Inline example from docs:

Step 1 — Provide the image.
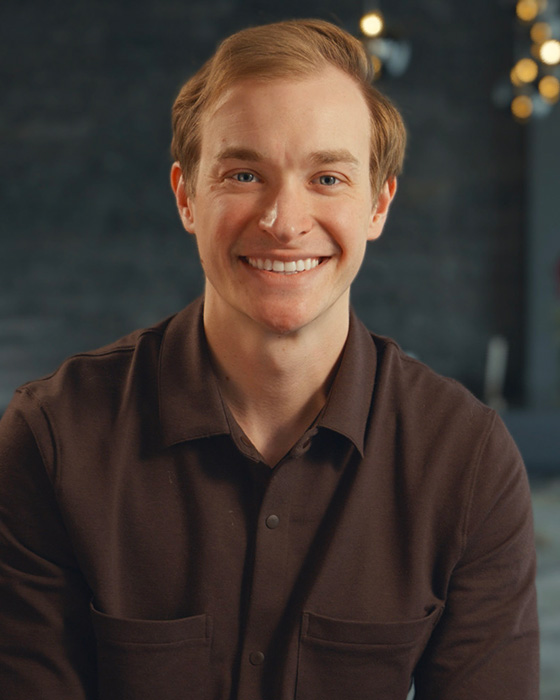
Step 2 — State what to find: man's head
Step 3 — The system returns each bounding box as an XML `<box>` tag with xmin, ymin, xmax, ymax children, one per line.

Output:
<box><xmin>171</xmin><ymin>19</ymin><xmax>406</xmax><ymax>199</ymax></box>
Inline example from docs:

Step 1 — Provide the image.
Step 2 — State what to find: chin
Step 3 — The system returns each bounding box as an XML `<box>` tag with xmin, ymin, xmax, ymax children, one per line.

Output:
<box><xmin>256</xmin><ymin>316</ymin><xmax>306</xmax><ymax>337</ymax></box>
<box><xmin>245</xmin><ymin>294</ymin><xmax>347</xmax><ymax>338</ymax></box>
<box><xmin>251</xmin><ymin>305</ymin><xmax>321</xmax><ymax>337</ymax></box>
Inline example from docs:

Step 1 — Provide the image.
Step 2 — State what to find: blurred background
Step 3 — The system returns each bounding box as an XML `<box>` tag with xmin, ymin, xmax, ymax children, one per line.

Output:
<box><xmin>1</xmin><ymin>0</ymin><xmax>559</xmax><ymax>695</ymax></box>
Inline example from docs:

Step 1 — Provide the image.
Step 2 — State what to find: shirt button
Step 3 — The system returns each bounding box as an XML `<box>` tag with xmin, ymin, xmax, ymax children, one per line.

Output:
<box><xmin>265</xmin><ymin>514</ymin><xmax>280</xmax><ymax>529</ymax></box>
<box><xmin>249</xmin><ymin>651</ymin><xmax>265</xmax><ymax>665</ymax></box>
<box><xmin>301</xmin><ymin>438</ymin><xmax>311</xmax><ymax>449</ymax></box>
<box><xmin>240</xmin><ymin>435</ymin><xmax>252</xmax><ymax>448</ymax></box>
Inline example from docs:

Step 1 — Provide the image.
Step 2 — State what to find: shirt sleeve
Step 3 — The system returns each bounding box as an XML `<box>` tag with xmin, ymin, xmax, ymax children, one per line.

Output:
<box><xmin>0</xmin><ymin>395</ymin><xmax>97</xmax><ymax>699</ymax></box>
<box><xmin>413</xmin><ymin>411</ymin><xmax>540</xmax><ymax>699</ymax></box>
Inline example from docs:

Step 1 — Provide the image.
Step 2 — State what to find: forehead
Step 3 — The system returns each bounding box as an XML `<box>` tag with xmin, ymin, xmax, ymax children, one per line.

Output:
<box><xmin>199</xmin><ymin>67</ymin><xmax>371</xmax><ymax>160</ymax></box>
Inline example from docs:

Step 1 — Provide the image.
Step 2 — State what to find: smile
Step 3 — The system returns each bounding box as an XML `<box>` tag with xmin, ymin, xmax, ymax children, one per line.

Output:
<box><xmin>245</xmin><ymin>257</ymin><xmax>321</xmax><ymax>274</ymax></box>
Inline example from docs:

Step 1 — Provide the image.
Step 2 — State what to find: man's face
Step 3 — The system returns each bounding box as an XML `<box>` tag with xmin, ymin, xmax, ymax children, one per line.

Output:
<box><xmin>172</xmin><ymin>66</ymin><xmax>395</xmax><ymax>337</ymax></box>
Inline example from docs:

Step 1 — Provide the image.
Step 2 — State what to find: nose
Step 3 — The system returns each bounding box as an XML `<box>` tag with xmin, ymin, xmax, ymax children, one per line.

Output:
<box><xmin>258</xmin><ymin>183</ymin><xmax>313</xmax><ymax>243</ymax></box>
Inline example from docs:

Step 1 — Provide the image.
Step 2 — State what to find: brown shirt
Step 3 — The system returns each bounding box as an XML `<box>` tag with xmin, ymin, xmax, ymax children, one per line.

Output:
<box><xmin>0</xmin><ymin>298</ymin><xmax>539</xmax><ymax>699</ymax></box>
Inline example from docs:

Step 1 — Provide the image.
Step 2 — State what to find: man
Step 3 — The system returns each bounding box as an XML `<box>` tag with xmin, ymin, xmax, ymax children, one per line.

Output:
<box><xmin>0</xmin><ymin>19</ymin><xmax>539</xmax><ymax>700</ymax></box>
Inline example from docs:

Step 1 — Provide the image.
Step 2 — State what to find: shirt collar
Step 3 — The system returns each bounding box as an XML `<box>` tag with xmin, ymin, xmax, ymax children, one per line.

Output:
<box><xmin>317</xmin><ymin>309</ymin><xmax>377</xmax><ymax>458</ymax></box>
<box><xmin>158</xmin><ymin>297</ymin><xmax>231</xmax><ymax>448</ymax></box>
<box><xmin>158</xmin><ymin>299</ymin><xmax>377</xmax><ymax>455</ymax></box>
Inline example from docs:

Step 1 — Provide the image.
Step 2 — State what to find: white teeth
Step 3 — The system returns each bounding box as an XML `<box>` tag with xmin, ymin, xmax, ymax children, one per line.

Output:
<box><xmin>246</xmin><ymin>257</ymin><xmax>320</xmax><ymax>273</ymax></box>
<box><xmin>305</xmin><ymin>259</ymin><xmax>318</xmax><ymax>271</ymax></box>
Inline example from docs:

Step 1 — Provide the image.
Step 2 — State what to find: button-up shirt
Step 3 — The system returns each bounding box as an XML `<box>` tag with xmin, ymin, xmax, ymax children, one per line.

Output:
<box><xmin>0</xmin><ymin>297</ymin><xmax>539</xmax><ymax>699</ymax></box>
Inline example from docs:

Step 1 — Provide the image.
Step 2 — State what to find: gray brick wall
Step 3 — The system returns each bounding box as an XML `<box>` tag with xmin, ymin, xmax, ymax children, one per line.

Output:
<box><xmin>1</xmin><ymin>0</ymin><xmax>525</xmax><ymax>409</ymax></box>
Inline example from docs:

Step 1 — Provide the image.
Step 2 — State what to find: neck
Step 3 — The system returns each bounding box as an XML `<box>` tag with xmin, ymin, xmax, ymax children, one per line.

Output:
<box><xmin>203</xmin><ymin>300</ymin><xmax>349</xmax><ymax>465</ymax></box>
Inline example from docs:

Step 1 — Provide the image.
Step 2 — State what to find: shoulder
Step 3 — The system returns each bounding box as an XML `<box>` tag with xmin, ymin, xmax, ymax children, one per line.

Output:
<box><xmin>365</xmin><ymin>332</ymin><xmax>529</xmax><ymax>557</ymax></box>
<box><xmin>370</xmin><ymin>331</ymin><xmax>492</xmax><ymax>427</ymax></box>
<box><xmin>4</xmin><ymin>316</ymin><xmax>176</xmax><ymax>469</ymax></box>
<box><xmin>15</xmin><ymin>316</ymin><xmax>174</xmax><ymax>414</ymax></box>
<box><xmin>366</xmin><ymin>331</ymin><xmax>523</xmax><ymax>496</ymax></box>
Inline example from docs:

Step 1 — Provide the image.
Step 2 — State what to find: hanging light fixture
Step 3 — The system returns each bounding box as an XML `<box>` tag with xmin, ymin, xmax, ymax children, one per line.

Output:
<box><xmin>360</xmin><ymin>11</ymin><xmax>384</xmax><ymax>38</ymax></box>
<box><xmin>493</xmin><ymin>0</ymin><xmax>560</xmax><ymax>121</ymax></box>
<box><xmin>540</xmin><ymin>38</ymin><xmax>560</xmax><ymax>64</ymax></box>
<box><xmin>516</xmin><ymin>0</ymin><xmax>544</xmax><ymax>23</ymax></box>
<box><xmin>538</xmin><ymin>73</ymin><xmax>560</xmax><ymax>100</ymax></box>
<box><xmin>358</xmin><ymin>3</ymin><xmax>411</xmax><ymax>80</ymax></box>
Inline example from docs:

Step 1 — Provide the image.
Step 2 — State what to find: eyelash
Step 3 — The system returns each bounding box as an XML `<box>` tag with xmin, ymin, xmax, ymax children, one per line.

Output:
<box><xmin>317</xmin><ymin>174</ymin><xmax>340</xmax><ymax>186</ymax></box>
<box><xmin>231</xmin><ymin>172</ymin><xmax>259</xmax><ymax>183</ymax></box>
<box><xmin>228</xmin><ymin>171</ymin><xmax>342</xmax><ymax>187</ymax></box>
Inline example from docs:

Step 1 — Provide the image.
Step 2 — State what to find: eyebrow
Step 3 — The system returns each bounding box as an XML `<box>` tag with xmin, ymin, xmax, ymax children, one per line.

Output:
<box><xmin>215</xmin><ymin>147</ymin><xmax>263</xmax><ymax>163</ymax></box>
<box><xmin>215</xmin><ymin>147</ymin><xmax>360</xmax><ymax>169</ymax></box>
<box><xmin>309</xmin><ymin>149</ymin><xmax>360</xmax><ymax>169</ymax></box>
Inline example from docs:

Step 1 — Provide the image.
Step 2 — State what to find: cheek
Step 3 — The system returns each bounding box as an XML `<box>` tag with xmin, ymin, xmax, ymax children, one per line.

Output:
<box><xmin>213</xmin><ymin>197</ymin><xmax>257</xmax><ymax>233</ymax></box>
<box><xmin>322</xmin><ymin>206</ymin><xmax>372</xmax><ymax>253</ymax></box>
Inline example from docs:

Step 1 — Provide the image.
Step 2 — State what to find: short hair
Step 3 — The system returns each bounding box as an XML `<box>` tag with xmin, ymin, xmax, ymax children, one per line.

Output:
<box><xmin>171</xmin><ymin>19</ymin><xmax>406</xmax><ymax>197</ymax></box>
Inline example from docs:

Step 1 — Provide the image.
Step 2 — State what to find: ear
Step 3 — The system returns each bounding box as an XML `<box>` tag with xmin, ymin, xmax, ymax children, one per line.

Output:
<box><xmin>367</xmin><ymin>177</ymin><xmax>397</xmax><ymax>241</ymax></box>
<box><xmin>170</xmin><ymin>161</ymin><xmax>196</xmax><ymax>233</ymax></box>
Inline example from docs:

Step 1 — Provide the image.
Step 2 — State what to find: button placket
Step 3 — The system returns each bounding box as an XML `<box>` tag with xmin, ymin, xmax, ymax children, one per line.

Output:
<box><xmin>236</xmin><ymin>462</ymin><xmax>294</xmax><ymax>697</ymax></box>
<box><xmin>265</xmin><ymin>514</ymin><xmax>280</xmax><ymax>529</ymax></box>
<box><xmin>290</xmin><ymin>430</ymin><xmax>316</xmax><ymax>459</ymax></box>
<box><xmin>236</xmin><ymin>433</ymin><xmax>262</xmax><ymax>462</ymax></box>
<box><xmin>249</xmin><ymin>650</ymin><xmax>265</xmax><ymax>665</ymax></box>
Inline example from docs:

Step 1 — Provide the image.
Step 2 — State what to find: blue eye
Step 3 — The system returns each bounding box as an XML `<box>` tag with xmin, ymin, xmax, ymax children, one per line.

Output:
<box><xmin>318</xmin><ymin>175</ymin><xmax>339</xmax><ymax>186</ymax></box>
<box><xmin>233</xmin><ymin>172</ymin><xmax>256</xmax><ymax>183</ymax></box>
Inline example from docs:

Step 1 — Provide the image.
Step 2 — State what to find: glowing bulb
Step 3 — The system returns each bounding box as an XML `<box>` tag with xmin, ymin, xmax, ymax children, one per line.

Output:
<box><xmin>516</xmin><ymin>0</ymin><xmax>540</xmax><ymax>22</ymax></box>
<box><xmin>370</xmin><ymin>54</ymin><xmax>383</xmax><ymax>79</ymax></box>
<box><xmin>511</xmin><ymin>95</ymin><xmax>533</xmax><ymax>120</ymax></box>
<box><xmin>539</xmin><ymin>75</ymin><xmax>560</xmax><ymax>102</ymax></box>
<box><xmin>540</xmin><ymin>39</ymin><xmax>560</xmax><ymax>65</ymax></box>
<box><xmin>530</xmin><ymin>22</ymin><xmax>551</xmax><ymax>44</ymax></box>
<box><xmin>513</xmin><ymin>57</ymin><xmax>539</xmax><ymax>83</ymax></box>
<box><xmin>510</xmin><ymin>67</ymin><xmax>523</xmax><ymax>86</ymax></box>
<box><xmin>360</xmin><ymin>12</ymin><xmax>384</xmax><ymax>37</ymax></box>
<box><xmin>530</xmin><ymin>43</ymin><xmax>542</xmax><ymax>60</ymax></box>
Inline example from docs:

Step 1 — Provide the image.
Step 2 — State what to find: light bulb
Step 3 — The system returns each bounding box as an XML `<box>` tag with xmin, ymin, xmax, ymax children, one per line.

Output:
<box><xmin>539</xmin><ymin>75</ymin><xmax>560</xmax><ymax>102</ymax></box>
<box><xmin>516</xmin><ymin>0</ymin><xmax>540</xmax><ymax>22</ymax></box>
<box><xmin>540</xmin><ymin>39</ymin><xmax>560</xmax><ymax>65</ymax></box>
<box><xmin>530</xmin><ymin>22</ymin><xmax>551</xmax><ymax>44</ymax></box>
<box><xmin>510</xmin><ymin>67</ymin><xmax>523</xmax><ymax>86</ymax></box>
<box><xmin>370</xmin><ymin>54</ymin><xmax>383</xmax><ymax>79</ymax></box>
<box><xmin>360</xmin><ymin>12</ymin><xmax>384</xmax><ymax>38</ymax></box>
<box><xmin>511</xmin><ymin>94</ymin><xmax>533</xmax><ymax>120</ymax></box>
<box><xmin>513</xmin><ymin>57</ymin><xmax>539</xmax><ymax>83</ymax></box>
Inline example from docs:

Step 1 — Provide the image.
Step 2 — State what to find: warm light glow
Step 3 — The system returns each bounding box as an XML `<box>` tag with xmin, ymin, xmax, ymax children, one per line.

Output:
<box><xmin>530</xmin><ymin>21</ymin><xmax>551</xmax><ymax>44</ymax></box>
<box><xmin>510</xmin><ymin>67</ymin><xmax>523</xmax><ymax>86</ymax></box>
<box><xmin>511</xmin><ymin>94</ymin><xmax>533</xmax><ymax>119</ymax></box>
<box><xmin>530</xmin><ymin>43</ymin><xmax>542</xmax><ymax>60</ymax></box>
<box><xmin>516</xmin><ymin>0</ymin><xmax>541</xmax><ymax>22</ymax></box>
<box><xmin>540</xmin><ymin>39</ymin><xmax>560</xmax><ymax>65</ymax></box>
<box><xmin>513</xmin><ymin>57</ymin><xmax>539</xmax><ymax>83</ymax></box>
<box><xmin>370</xmin><ymin>54</ymin><xmax>383</xmax><ymax>79</ymax></box>
<box><xmin>360</xmin><ymin>12</ymin><xmax>384</xmax><ymax>37</ymax></box>
<box><xmin>539</xmin><ymin>75</ymin><xmax>560</xmax><ymax>101</ymax></box>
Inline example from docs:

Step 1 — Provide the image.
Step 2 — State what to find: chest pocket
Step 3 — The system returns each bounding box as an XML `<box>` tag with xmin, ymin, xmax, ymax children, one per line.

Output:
<box><xmin>90</xmin><ymin>603</ymin><xmax>211</xmax><ymax>700</ymax></box>
<box><xmin>295</xmin><ymin>606</ymin><xmax>442</xmax><ymax>700</ymax></box>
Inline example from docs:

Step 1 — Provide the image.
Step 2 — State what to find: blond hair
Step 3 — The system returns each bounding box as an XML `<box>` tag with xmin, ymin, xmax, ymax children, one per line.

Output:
<box><xmin>171</xmin><ymin>19</ymin><xmax>406</xmax><ymax>196</ymax></box>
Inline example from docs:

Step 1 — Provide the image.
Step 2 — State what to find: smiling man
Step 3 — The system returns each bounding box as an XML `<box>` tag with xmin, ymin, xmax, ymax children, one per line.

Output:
<box><xmin>170</xmin><ymin>63</ymin><xmax>396</xmax><ymax>466</ymax></box>
<box><xmin>0</xmin><ymin>19</ymin><xmax>539</xmax><ymax>700</ymax></box>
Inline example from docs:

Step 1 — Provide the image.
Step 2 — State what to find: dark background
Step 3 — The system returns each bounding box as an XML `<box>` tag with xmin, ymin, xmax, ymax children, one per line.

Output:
<box><xmin>0</xmin><ymin>0</ymin><xmax>530</xmax><ymax>409</ymax></box>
